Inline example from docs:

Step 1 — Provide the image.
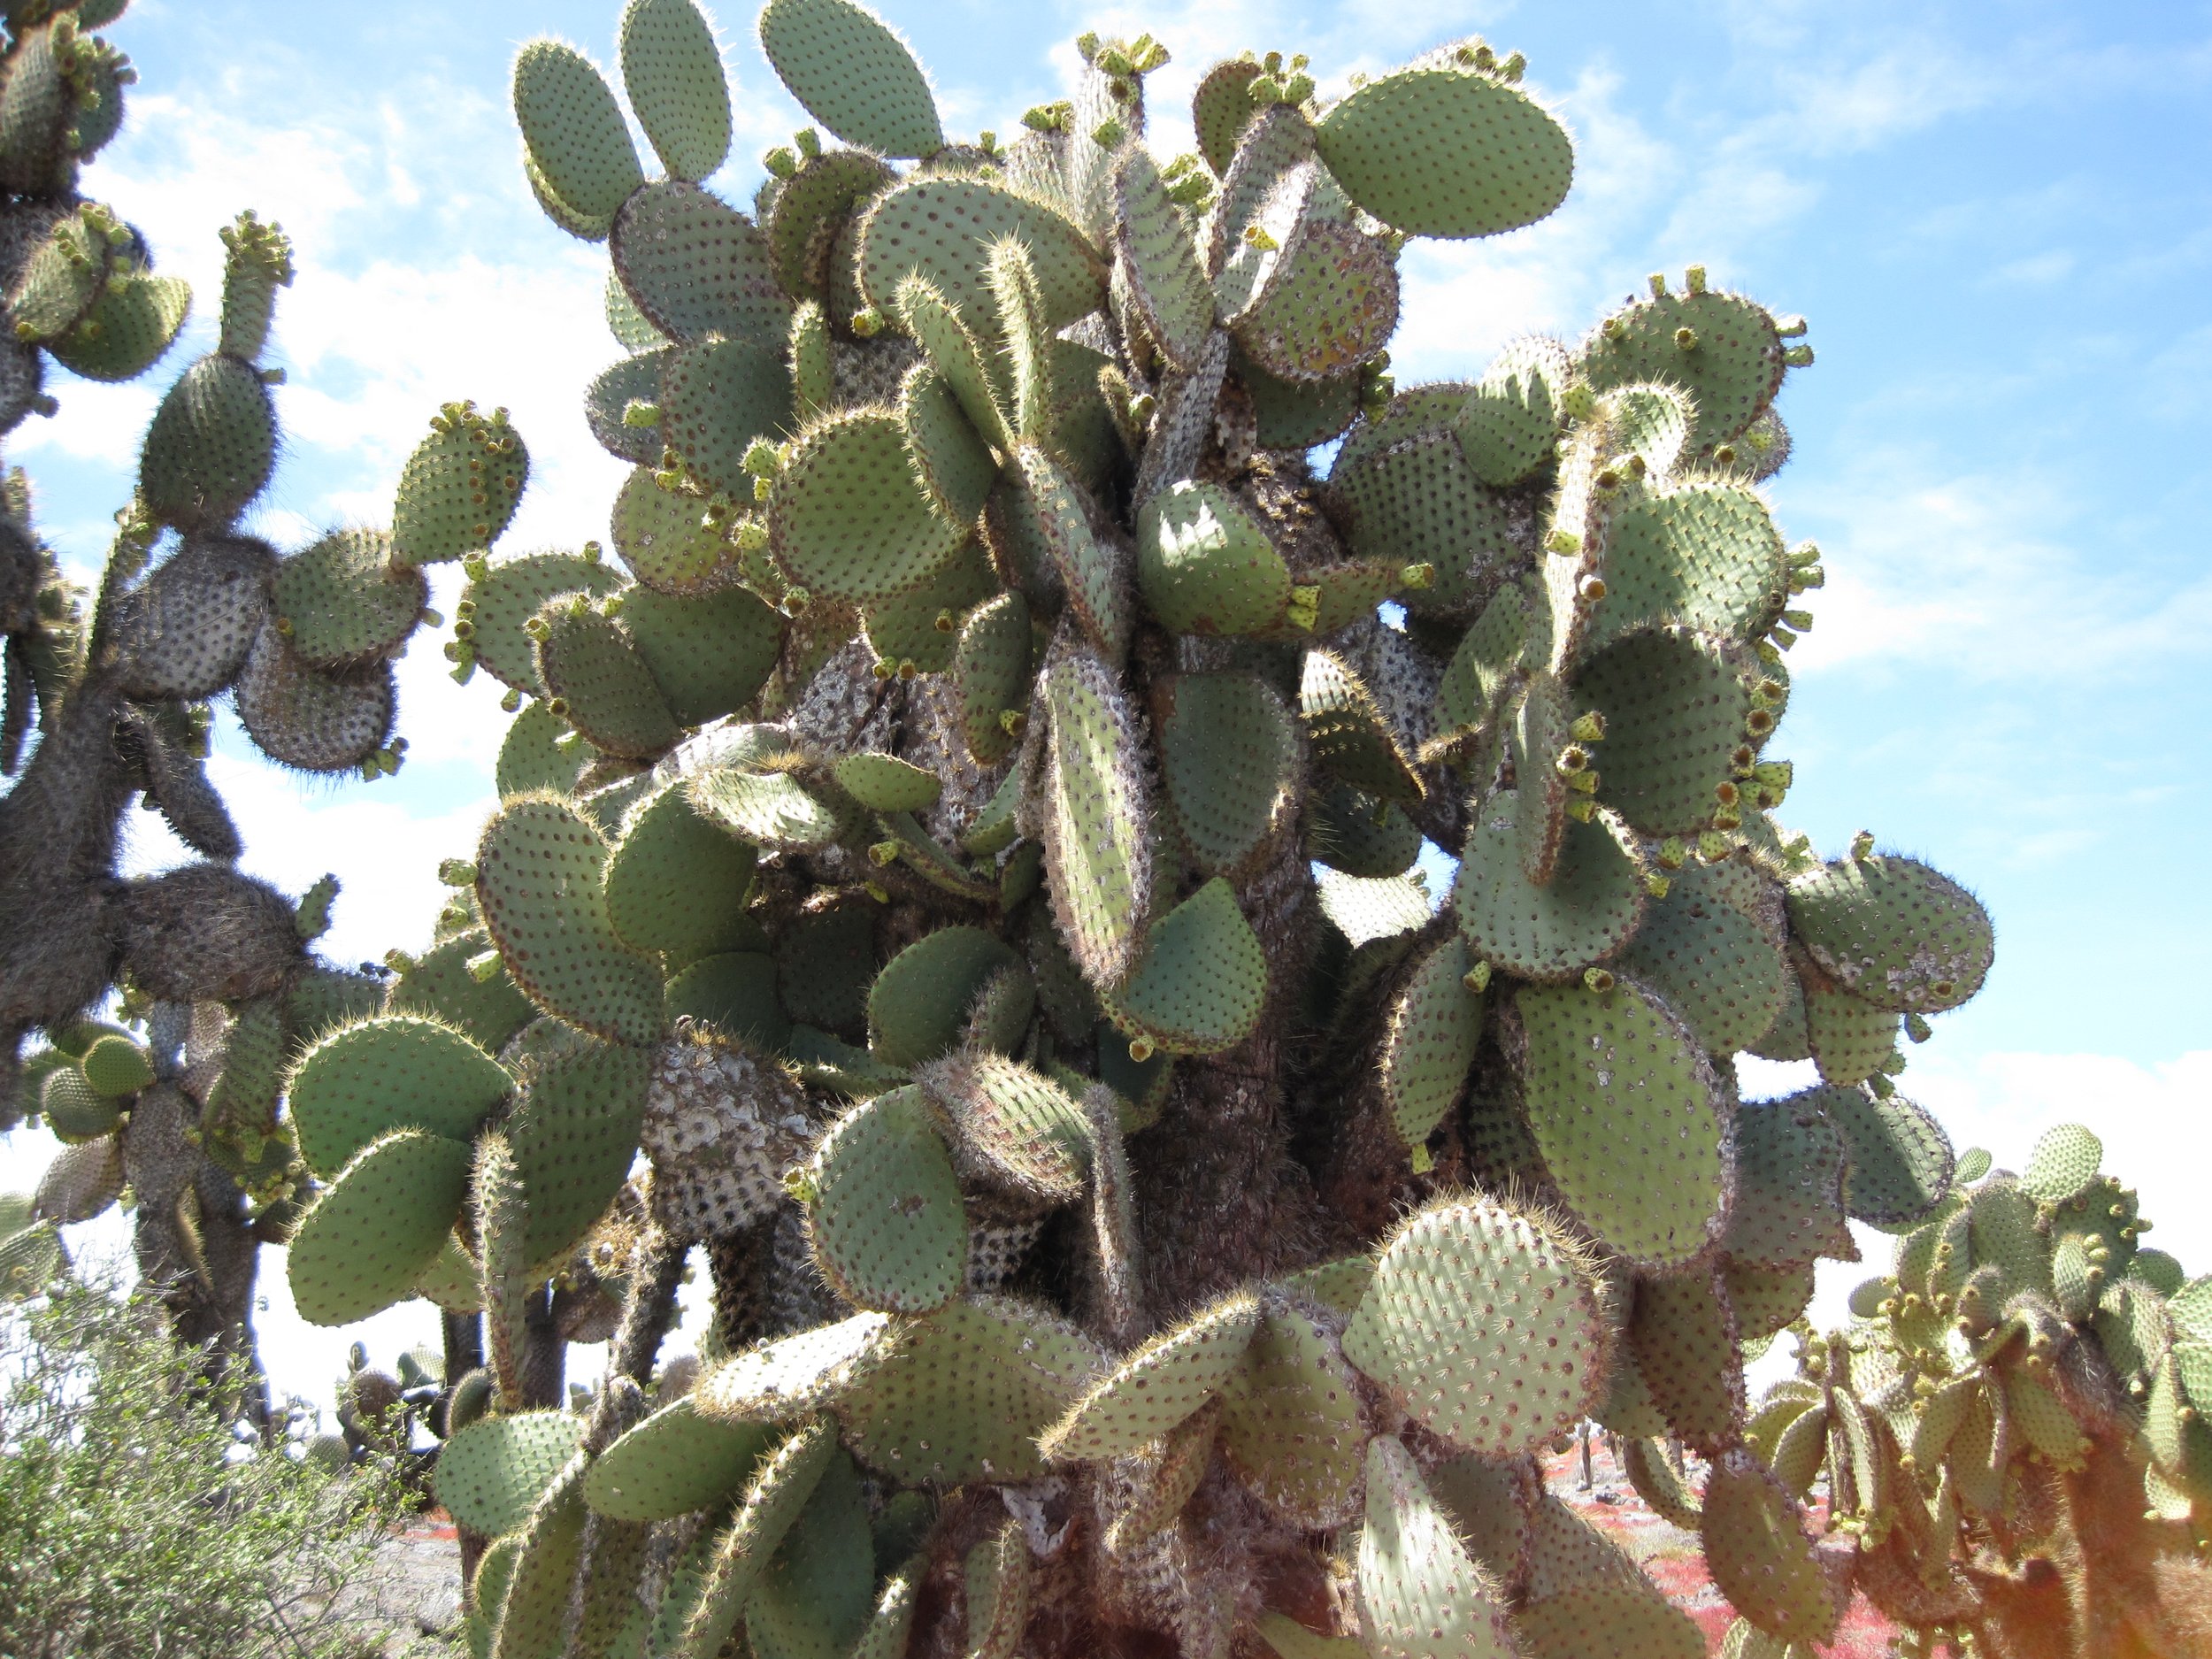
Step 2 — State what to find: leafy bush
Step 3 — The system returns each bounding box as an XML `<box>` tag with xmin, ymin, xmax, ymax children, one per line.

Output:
<box><xmin>0</xmin><ymin>1279</ymin><xmax>418</xmax><ymax>1659</ymax></box>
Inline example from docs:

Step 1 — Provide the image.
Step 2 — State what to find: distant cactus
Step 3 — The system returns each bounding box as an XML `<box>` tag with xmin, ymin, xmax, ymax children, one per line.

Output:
<box><xmin>1750</xmin><ymin>1125</ymin><xmax>2212</xmax><ymax>1658</ymax></box>
<box><xmin>0</xmin><ymin>2</ymin><xmax>526</xmax><ymax>1379</ymax></box>
<box><xmin>12</xmin><ymin>1</ymin><xmax>2174</xmax><ymax>1655</ymax></box>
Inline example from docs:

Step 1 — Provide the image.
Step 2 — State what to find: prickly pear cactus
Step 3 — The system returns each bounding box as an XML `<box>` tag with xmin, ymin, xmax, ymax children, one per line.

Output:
<box><xmin>10</xmin><ymin>1</ymin><xmax>2041</xmax><ymax>1655</ymax></box>
<box><xmin>1726</xmin><ymin>1125</ymin><xmax>2212</xmax><ymax>1659</ymax></box>
<box><xmin>0</xmin><ymin>2</ymin><xmax>535</xmax><ymax>1377</ymax></box>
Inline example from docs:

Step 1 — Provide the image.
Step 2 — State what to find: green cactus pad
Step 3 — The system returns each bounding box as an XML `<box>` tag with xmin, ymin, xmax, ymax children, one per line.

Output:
<box><xmin>1518</xmin><ymin>1586</ymin><xmax>1705</xmax><ymax>1659</ymax></box>
<box><xmin>1511</xmin><ymin>674</ymin><xmax>1571</xmax><ymax>883</ymax></box>
<box><xmin>391</xmin><ymin>407</ymin><xmax>528</xmax><ymax>566</ymax></box>
<box><xmin>767</xmin><ymin>409</ymin><xmax>968</xmax><ymax>601</ymax></box>
<box><xmin>611</xmin><ymin>181</ymin><xmax>790</xmax><ymax>348</ymax></box>
<box><xmin>849</xmin><ymin>1566</ymin><xmax>923</xmax><ymax>1659</ymax></box>
<box><xmin>1379</xmin><ymin>935</ymin><xmax>1484</xmax><ymax>1151</ymax></box>
<box><xmin>1113</xmin><ymin>147</ymin><xmax>1215</xmax><ymax>372</ymax></box>
<box><xmin>742</xmin><ymin>1442</ymin><xmax>874</xmax><ymax>1659</ymax></box>
<box><xmin>381</xmin><ymin>934</ymin><xmax>531</xmax><ymax>1056</ymax></box>
<box><xmin>822</xmin><ymin>752</ymin><xmax>933</xmax><ymax>816</ymax></box>
<box><xmin>1599</xmin><ymin>384</ymin><xmax>1694</xmax><ymax>479</ymax></box>
<box><xmin>804</xmin><ymin>1086</ymin><xmax>967</xmax><ymax>1314</ymax></box>
<box><xmin>757</xmin><ymin>0</ymin><xmax>942</xmax><ymax>157</ymax></box>
<box><xmin>1583</xmin><ymin>288</ymin><xmax>1784</xmax><ymax>451</ymax></box>
<box><xmin>463</xmin><ymin>551</ymin><xmax>622</xmax><ymax>692</ymax></box>
<box><xmin>1010</xmin><ymin>444</ymin><xmax>1128</xmax><ymax>658</ymax></box>
<box><xmin>1238</xmin><ymin>349</ymin><xmax>1365</xmax><ymax>449</ymax></box>
<box><xmin>1585</xmin><ymin>481</ymin><xmax>1788</xmax><ymax>655</ymax></box>
<box><xmin>1358</xmin><ymin>1434</ymin><xmax>1518</xmax><ymax>1659</ymax></box>
<box><xmin>40</xmin><ymin>1065</ymin><xmax>119</xmax><ymax>1141</ymax></box>
<box><xmin>1454</xmin><ymin>793</ymin><xmax>1647</xmax><ymax>980</ymax></box>
<box><xmin>943</xmin><ymin>596</ymin><xmax>1028</xmax><ymax>764</ymax></box>
<box><xmin>272</xmin><ymin>530</ymin><xmax>425</xmax><ymax>670</ymax></box>
<box><xmin>475</xmin><ymin>796</ymin><xmax>665</xmax><ymax>1044</ymax></box>
<box><xmin>1700</xmin><ymin>1450</ymin><xmax>1844</xmax><ymax>1646</ymax></box>
<box><xmin>1455</xmin><ymin>336</ymin><xmax>1571</xmax><ymax>487</ymax></box>
<box><xmin>696</xmin><ymin>1311</ymin><xmax>895</xmax><ymax>1423</ymax></box>
<box><xmin>618</xmin><ymin>0</ymin><xmax>730</xmax><ymax>182</ymax></box>
<box><xmin>2022</xmin><ymin>1124</ymin><xmax>2102</xmax><ymax>1204</ymax></box>
<box><xmin>434</xmin><ymin>1409</ymin><xmax>583</xmax><ymax>1537</ymax></box>
<box><xmin>1156</xmin><ymin>672</ymin><xmax>1297</xmax><ymax>877</ymax></box>
<box><xmin>679</xmin><ymin>1417</ymin><xmax>835</xmax><ymax>1659</ymax></box>
<box><xmin>857</xmin><ymin>177</ymin><xmax>1104</xmax><ymax>335</ymax></box>
<box><xmin>286</xmin><ymin>1014</ymin><xmax>510</xmax><ymax>1179</ymax></box>
<box><xmin>1723</xmin><ymin>1097</ymin><xmax>1852</xmax><ymax>1270</ymax></box>
<box><xmin>1235</xmin><ymin>217</ymin><xmax>1399</xmax><ymax>384</ymax></box>
<box><xmin>1344</xmin><ymin>1194</ymin><xmax>1602</xmax><ymax>1455</ymax></box>
<box><xmin>526</xmin><ymin>150</ymin><xmax>617</xmax><ymax>238</ymax></box>
<box><xmin>1434</xmin><ymin>583</ymin><xmax>1531</xmax><ymax>737</ymax></box>
<box><xmin>1785</xmin><ymin>854</ymin><xmax>1993</xmax><ymax>1013</ymax></box>
<box><xmin>1219</xmin><ymin>1302</ymin><xmax>1367</xmax><ymax>1526</ymax></box>
<box><xmin>1630</xmin><ymin>1269</ymin><xmax>1745</xmax><ymax>1453</ymax></box>
<box><xmin>534</xmin><ymin>598</ymin><xmax>680</xmax><ymax>759</ymax></box>
<box><xmin>1333</xmin><ymin>430</ymin><xmax>1516</xmax><ymax>619</ymax></box>
<box><xmin>896</xmin><ymin>273</ymin><xmax>1013</xmax><ymax>447</ymax></box>
<box><xmin>768</xmin><ymin>150</ymin><xmax>898</xmax><ymax>303</ymax></box>
<box><xmin>235</xmin><ymin>628</ymin><xmax>396</xmax><ymax>772</ymax></box>
<box><xmin>834</xmin><ymin>1294</ymin><xmax>1102</xmax><ymax>1485</ymax></box>
<box><xmin>898</xmin><ymin>365</ymin><xmax>996</xmax><ymax>528</ymax></box>
<box><xmin>50</xmin><ymin>269</ymin><xmax>191</xmax><ymax>382</ymax></box>
<box><xmin>75</xmin><ymin>1034</ymin><xmax>150</xmax><ymax>1099</ymax></box>
<box><xmin>856</xmin><ymin>535</ymin><xmax>991</xmax><ymax>677</ymax></box>
<box><xmin>139</xmin><ymin>356</ymin><xmax>275</xmax><ymax>533</ymax></box>
<box><xmin>512</xmin><ymin>39</ymin><xmax>643</xmax><ymax>226</ymax></box>
<box><xmin>1041</xmin><ymin>648</ymin><xmax>1153</xmax><ymax>987</ymax></box>
<box><xmin>920</xmin><ymin>1049</ymin><xmax>1089</xmax><ymax>1206</ymax></box>
<box><xmin>287</xmin><ymin>1128</ymin><xmax>472</xmax><ymax>1326</ymax></box>
<box><xmin>1136</xmin><ymin>480</ymin><xmax>1294</xmax><ymax>637</ymax></box>
<box><xmin>9</xmin><ymin>212</ymin><xmax>110</xmax><ymax>345</ymax></box>
<box><xmin>1616</xmin><ymin>859</ymin><xmax>1787</xmax><ymax>1055</ymax></box>
<box><xmin>867</xmin><ymin>926</ymin><xmax>1021</xmax><ymax>1070</ymax></box>
<box><xmin>1423</xmin><ymin>1453</ymin><xmax>1532</xmax><ymax>1591</ymax></box>
<box><xmin>1111</xmin><ymin>878</ymin><xmax>1269</xmax><ymax>1056</ymax></box>
<box><xmin>1041</xmin><ymin>1291</ymin><xmax>1261</xmax><ymax>1463</ymax></box>
<box><xmin>1573</xmin><ymin>628</ymin><xmax>1755</xmax><ymax>835</ymax></box>
<box><xmin>1800</xmin><ymin>972</ymin><xmax>1897</xmax><ymax>1087</ymax></box>
<box><xmin>659</xmin><ymin>342</ymin><xmax>795</xmax><ymax>502</ymax></box>
<box><xmin>621</xmin><ymin>582</ymin><xmax>785</xmax><ymax>725</ymax></box>
<box><xmin>686</xmin><ymin>745</ymin><xmax>846</xmax><ymax>852</ymax></box>
<box><xmin>1310</xmin><ymin>786</ymin><xmax>1421</xmax><ymax>879</ymax></box>
<box><xmin>1315</xmin><ymin>65</ymin><xmax>1572</xmax><ymax>239</ymax></box>
<box><xmin>1514</xmin><ymin>979</ymin><xmax>1726</xmax><ymax>1266</ymax></box>
<box><xmin>1302</xmin><ymin>649</ymin><xmax>1423</xmax><ymax>805</ymax></box>
<box><xmin>1820</xmin><ymin>1084</ymin><xmax>1953</xmax><ymax>1225</ymax></box>
<box><xmin>959</xmin><ymin>1519</ymin><xmax>1033</xmax><ymax>1659</ymax></box>
<box><xmin>492</xmin><ymin>703</ymin><xmax>584</xmax><ymax>801</ymax></box>
<box><xmin>503</xmin><ymin>1040</ymin><xmax>648</xmax><ymax>1270</ymax></box>
<box><xmin>603</xmin><ymin>781</ymin><xmax>757</xmax><ymax>957</ymax></box>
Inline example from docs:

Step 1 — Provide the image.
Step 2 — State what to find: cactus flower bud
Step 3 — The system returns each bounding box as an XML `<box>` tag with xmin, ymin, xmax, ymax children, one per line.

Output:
<box><xmin>1242</xmin><ymin>224</ymin><xmax>1279</xmax><ymax>252</ymax></box>
<box><xmin>1583</xmin><ymin>967</ymin><xmax>1615</xmax><ymax>993</ymax></box>
<box><xmin>1785</xmin><ymin>344</ymin><xmax>1815</xmax><ymax>367</ymax></box>
<box><xmin>1092</xmin><ymin>117</ymin><xmax>1126</xmax><ymax>148</ymax></box>
<box><xmin>1544</xmin><ymin>528</ymin><xmax>1581</xmax><ymax>555</ymax></box>
<box><xmin>438</xmin><ymin>858</ymin><xmax>477</xmax><ymax>887</ymax></box>
<box><xmin>621</xmin><ymin>399</ymin><xmax>660</xmax><ymax>427</ymax></box>
<box><xmin>1463</xmin><ymin>961</ymin><xmax>1492</xmax><ymax>993</ymax></box>
<box><xmin>869</xmin><ymin>841</ymin><xmax>900</xmax><ymax>867</ymax></box>
<box><xmin>1674</xmin><ymin>326</ymin><xmax>1698</xmax><ymax>350</ymax></box>
<box><xmin>1400</xmin><ymin>562</ymin><xmax>1433</xmax><ymax>590</ymax></box>
<box><xmin>1127</xmin><ymin>1035</ymin><xmax>1156</xmax><ymax>1063</ymax></box>
<box><xmin>764</xmin><ymin>145</ymin><xmax>798</xmax><ymax>178</ymax></box>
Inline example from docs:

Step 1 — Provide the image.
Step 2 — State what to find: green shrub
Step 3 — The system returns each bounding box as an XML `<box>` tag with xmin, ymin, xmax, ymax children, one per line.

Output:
<box><xmin>0</xmin><ymin>1279</ymin><xmax>419</xmax><ymax>1659</ymax></box>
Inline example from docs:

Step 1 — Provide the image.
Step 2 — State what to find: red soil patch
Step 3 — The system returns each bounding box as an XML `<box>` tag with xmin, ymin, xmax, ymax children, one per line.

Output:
<box><xmin>1543</xmin><ymin>1440</ymin><xmax>1901</xmax><ymax>1656</ymax></box>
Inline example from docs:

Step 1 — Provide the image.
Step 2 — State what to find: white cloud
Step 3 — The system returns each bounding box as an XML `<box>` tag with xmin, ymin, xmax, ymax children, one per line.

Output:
<box><xmin>1778</xmin><ymin>448</ymin><xmax>2212</xmax><ymax>684</ymax></box>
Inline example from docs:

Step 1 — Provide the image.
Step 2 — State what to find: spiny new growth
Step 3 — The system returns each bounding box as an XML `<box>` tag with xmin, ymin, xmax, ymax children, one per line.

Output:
<box><xmin>1739</xmin><ymin>1125</ymin><xmax>2212</xmax><ymax>1659</ymax></box>
<box><xmin>0</xmin><ymin>1</ymin><xmax>531</xmax><ymax>1374</ymax></box>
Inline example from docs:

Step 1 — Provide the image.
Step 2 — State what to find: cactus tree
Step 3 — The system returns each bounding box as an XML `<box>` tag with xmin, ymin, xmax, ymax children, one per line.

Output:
<box><xmin>0</xmin><ymin>0</ymin><xmax>533</xmax><ymax>1386</ymax></box>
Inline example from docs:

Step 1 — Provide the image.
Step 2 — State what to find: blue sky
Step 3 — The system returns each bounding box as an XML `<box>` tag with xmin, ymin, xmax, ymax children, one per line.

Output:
<box><xmin>3</xmin><ymin>0</ymin><xmax>2207</xmax><ymax>1402</ymax></box>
